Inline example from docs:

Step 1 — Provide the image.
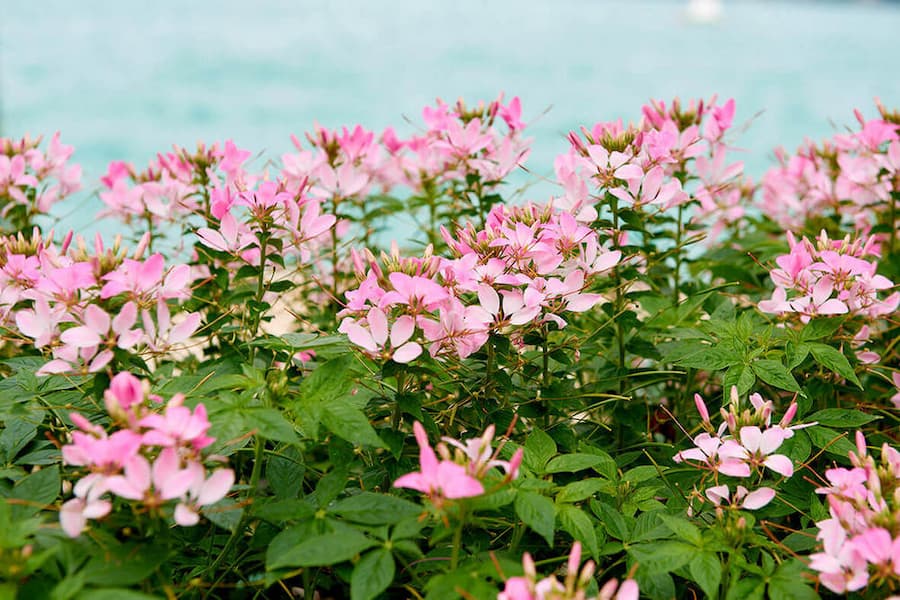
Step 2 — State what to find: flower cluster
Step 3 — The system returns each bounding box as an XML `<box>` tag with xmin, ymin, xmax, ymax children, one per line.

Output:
<box><xmin>499</xmin><ymin>542</ymin><xmax>638</xmax><ymax>600</ymax></box>
<box><xmin>0</xmin><ymin>133</ymin><xmax>82</xmax><ymax>223</ymax></box>
<box><xmin>394</xmin><ymin>421</ymin><xmax>522</xmax><ymax>509</ymax></box>
<box><xmin>759</xmin><ymin>230</ymin><xmax>898</xmax><ymax>361</ymax></box>
<box><xmin>557</xmin><ymin>96</ymin><xmax>748</xmax><ymax>237</ymax></box>
<box><xmin>99</xmin><ymin>140</ymin><xmax>249</xmax><ymax>228</ymax></box>
<box><xmin>2</xmin><ymin>230</ymin><xmax>201</xmax><ymax>374</ymax></box>
<box><xmin>760</xmin><ymin>102</ymin><xmax>899</xmax><ymax>232</ymax></box>
<box><xmin>674</xmin><ymin>388</ymin><xmax>804</xmax><ymax>512</ymax></box>
<box><xmin>59</xmin><ymin>372</ymin><xmax>234</xmax><ymax>537</ymax></box>
<box><xmin>807</xmin><ymin>432</ymin><xmax>900</xmax><ymax>594</ymax></box>
<box><xmin>338</xmin><ymin>202</ymin><xmax>620</xmax><ymax>363</ymax></box>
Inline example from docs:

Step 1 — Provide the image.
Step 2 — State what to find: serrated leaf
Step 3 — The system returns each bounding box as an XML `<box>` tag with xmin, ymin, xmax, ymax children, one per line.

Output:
<box><xmin>523</xmin><ymin>430</ymin><xmax>556</xmax><ymax>473</ymax></box>
<box><xmin>557</xmin><ymin>479</ymin><xmax>609</xmax><ymax>503</ymax></box>
<box><xmin>241</xmin><ymin>408</ymin><xmax>298</xmax><ymax>443</ymax></box>
<box><xmin>689</xmin><ymin>552</ymin><xmax>721</xmax><ymax>598</ymax></box>
<box><xmin>351</xmin><ymin>549</ymin><xmax>395</xmax><ymax>600</ymax></box>
<box><xmin>515</xmin><ymin>491</ymin><xmax>555</xmax><ymax>545</ymax></box>
<box><xmin>627</xmin><ymin>540</ymin><xmax>694</xmax><ymax>572</ymax></box>
<box><xmin>751</xmin><ymin>359</ymin><xmax>800</xmax><ymax>392</ymax></box>
<box><xmin>12</xmin><ymin>466</ymin><xmax>59</xmax><ymax>517</ymax></box>
<box><xmin>675</xmin><ymin>346</ymin><xmax>741</xmax><ymax>370</ymax></box>
<box><xmin>330</xmin><ymin>493</ymin><xmax>421</xmax><ymax>524</ymax></box>
<box><xmin>808</xmin><ymin>343</ymin><xmax>862</xmax><ymax>389</ymax></box>
<box><xmin>806</xmin><ymin>408</ymin><xmax>878</xmax><ymax>428</ymax></box>
<box><xmin>545</xmin><ymin>453</ymin><xmax>604</xmax><ymax>473</ymax></box>
<box><xmin>322</xmin><ymin>403</ymin><xmax>385</xmax><ymax>448</ymax></box>
<box><xmin>267</xmin><ymin>530</ymin><xmax>377</xmax><ymax>569</ymax></box>
<box><xmin>657</xmin><ymin>513</ymin><xmax>702</xmax><ymax>546</ymax></box>
<box><xmin>590</xmin><ymin>500</ymin><xmax>630</xmax><ymax>540</ymax></box>
<box><xmin>806</xmin><ymin>426</ymin><xmax>857</xmax><ymax>460</ymax></box>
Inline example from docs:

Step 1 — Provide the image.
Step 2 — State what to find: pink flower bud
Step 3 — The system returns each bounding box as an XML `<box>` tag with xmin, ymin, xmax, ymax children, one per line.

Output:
<box><xmin>693</xmin><ymin>393</ymin><xmax>710</xmax><ymax>423</ymax></box>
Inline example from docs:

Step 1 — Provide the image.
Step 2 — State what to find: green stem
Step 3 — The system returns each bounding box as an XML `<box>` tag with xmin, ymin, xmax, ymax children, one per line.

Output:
<box><xmin>674</xmin><ymin>203</ymin><xmax>683</xmax><ymax>306</ymax></box>
<box><xmin>610</xmin><ymin>196</ymin><xmax>626</xmax><ymax>393</ymax></box>
<box><xmin>392</xmin><ymin>369</ymin><xmax>406</xmax><ymax>430</ymax></box>
<box><xmin>450</xmin><ymin>509</ymin><xmax>466</xmax><ymax>570</ymax></box>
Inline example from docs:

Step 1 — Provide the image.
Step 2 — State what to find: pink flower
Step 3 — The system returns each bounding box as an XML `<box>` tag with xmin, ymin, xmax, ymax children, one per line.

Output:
<box><xmin>174</xmin><ymin>464</ymin><xmax>235</xmax><ymax>526</ymax></box>
<box><xmin>394</xmin><ymin>422</ymin><xmax>484</xmax><ymax>506</ymax></box>
<box><xmin>339</xmin><ymin>308</ymin><xmax>423</xmax><ymax>364</ymax></box>
<box><xmin>738</xmin><ymin>426</ymin><xmax>794</xmax><ymax>477</ymax></box>
<box><xmin>139</xmin><ymin>397</ymin><xmax>215</xmax><ymax>450</ymax></box>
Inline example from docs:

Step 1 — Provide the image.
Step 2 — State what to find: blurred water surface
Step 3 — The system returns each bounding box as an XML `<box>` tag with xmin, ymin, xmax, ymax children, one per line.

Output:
<box><xmin>3</xmin><ymin>0</ymin><xmax>900</xmax><ymax>235</ymax></box>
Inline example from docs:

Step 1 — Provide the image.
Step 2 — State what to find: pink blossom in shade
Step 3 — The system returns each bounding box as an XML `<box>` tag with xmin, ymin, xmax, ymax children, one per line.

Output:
<box><xmin>585</xmin><ymin>144</ymin><xmax>644</xmax><ymax>184</ymax></box>
<box><xmin>610</xmin><ymin>165</ymin><xmax>688</xmax><ymax>210</ymax></box>
<box><xmin>15</xmin><ymin>298</ymin><xmax>67</xmax><ymax>348</ymax></box>
<box><xmin>104</xmin><ymin>372</ymin><xmax>145</xmax><ymax>418</ymax></box>
<box><xmin>216</xmin><ymin>140</ymin><xmax>251</xmax><ymax>178</ymax></box>
<box><xmin>440</xmin><ymin>424</ymin><xmax>522</xmax><ymax>480</ymax></box>
<box><xmin>738</xmin><ymin>426</ymin><xmax>794</xmax><ymax>477</ymax></box>
<box><xmin>705</xmin><ymin>484</ymin><xmax>776</xmax><ymax>510</ymax></box>
<box><xmin>60</xmin><ymin>495</ymin><xmax>112</xmax><ymax>538</ymax></box>
<box><xmin>174</xmin><ymin>463</ymin><xmax>235</xmax><ymax>526</ymax></box>
<box><xmin>393</xmin><ymin>421</ymin><xmax>484</xmax><ymax>506</ymax></box>
<box><xmin>338</xmin><ymin>307</ymin><xmax>423</xmax><ymax>364</ymax></box>
<box><xmin>850</xmin><ymin>528</ymin><xmax>899</xmax><ymax>572</ymax></box>
<box><xmin>314</xmin><ymin>162</ymin><xmax>369</xmax><ymax>198</ymax></box>
<box><xmin>196</xmin><ymin>212</ymin><xmax>256</xmax><ymax>256</ymax></box>
<box><xmin>100</xmin><ymin>254</ymin><xmax>192</xmax><ymax>302</ymax></box>
<box><xmin>139</xmin><ymin>398</ymin><xmax>215</xmax><ymax>451</ymax></box>
<box><xmin>106</xmin><ymin>448</ymin><xmax>197</xmax><ymax>505</ymax></box>
<box><xmin>379</xmin><ymin>272</ymin><xmax>450</xmax><ymax>313</ymax></box>
<box><xmin>673</xmin><ymin>432</ymin><xmax>751</xmax><ymax>477</ymax></box>
<box><xmin>417</xmin><ymin>299</ymin><xmax>491</xmax><ymax>360</ymax></box>
<box><xmin>808</xmin><ymin>519</ymin><xmax>870</xmax><ymax>593</ymax></box>
<box><xmin>61</xmin><ymin>428</ymin><xmax>143</xmax><ymax>472</ymax></box>
<box><xmin>141</xmin><ymin>301</ymin><xmax>202</xmax><ymax>353</ymax></box>
<box><xmin>788</xmin><ymin>278</ymin><xmax>849</xmax><ymax>321</ymax></box>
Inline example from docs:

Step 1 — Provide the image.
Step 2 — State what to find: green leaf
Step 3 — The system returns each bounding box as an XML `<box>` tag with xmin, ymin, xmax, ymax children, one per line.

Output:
<box><xmin>722</xmin><ymin>364</ymin><xmax>755</xmax><ymax>399</ymax></box>
<box><xmin>515</xmin><ymin>491</ymin><xmax>555</xmax><ymax>545</ymax></box>
<box><xmin>806</xmin><ymin>408</ymin><xmax>878</xmax><ymax>428</ymax></box>
<box><xmin>545</xmin><ymin>453</ymin><xmax>605</xmax><ymax>473</ymax></box>
<box><xmin>768</xmin><ymin>559</ymin><xmax>819</xmax><ymax>600</ymax></box>
<box><xmin>557</xmin><ymin>479</ymin><xmax>609</xmax><ymax>503</ymax></box>
<box><xmin>267</xmin><ymin>530</ymin><xmax>377</xmax><ymax>569</ymax></box>
<box><xmin>808</xmin><ymin>343</ymin><xmax>862</xmax><ymax>389</ymax></box>
<box><xmin>689</xmin><ymin>552</ymin><xmax>721</xmax><ymax>598</ymax></box>
<box><xmin>241</xmin><ymin>408</ymin><xmax>298</xmax><ymax>443</ymax></box>
<box><xmin>558</xmin><ymin>505</ymin><xmax>598</xmax><ymax>558</ymax></box>
<box><xmin>12</xmin><ymin>466</ymin><xmax>59</xmax><ymax>517</ymax></box>
<box><xmin>330</xmin><ymin>493</ymin><xmax>421</xmax><ymax>525</ymax></box>
<box><xmin>523</xmin><ymin>430</ymin><xmax>556</xmax><ymax>473</ymax></box>
<box><xmin>294</xmin><ymin>356</ymin><xmax>359</xmax><ymax>439</ymax></box>
<box><xmin>590</xmin><ymin>500</ymin><xmax>630</xmax><ymax>540</ymax></box>
<box><xmin>81</xmin><ymin>545</ymin><xmax>168</xmax><ymax>586</ymax></box>
<box><xmin>627</xmin><ymin>541</ymin><xmax>694</xmax><ymax>572</ymax></box>
<box><xmin>266</xmin><ymin>445</ymin><xmax>305</xmax><ymax>499</ymax></box>
<box><xmin>675</xmin><ymin>346</ymin><xmax>741</xmax><ymax>370</ymax></box>
<box><xmin>751</xmin><ymin>359</ymin><xmax>800</xmax><ymax>392</ymax></box>
<box><xmin>77</xmin><ymin>590</ymin><xmax>163</xmax><ymax>600</ymax></box>
<box><xmin>321</xmin><ymin>403</ymin><xmax>385</xmax><ymax>448</ymax></box>
<box><xmin>351</xmin><ymin>549</ymin><xmax>395</xmax><ymax>600</ymax></box>
<box><xmin>800</xmin><ymin>317</ymin><xmax>844</xmax><ymax>341</ymax></box>
<box><xmin>806</xmin><ymin>426</ymin><xmax>857</xmax><ymax>460</ymax></box>
<box><xmin>725</xmin><ymin>577</ymin><xmax>765</xmax><ymax>600</ymax></box>
<box><xmin>657</xmin><ymin>513</ymin><xmax>702</xmax><ymax>546</ymax></box>
<box><xmin>785</xmin><ymin>341</ymin><xmax>810</xmax><ymax>370</ymax></box>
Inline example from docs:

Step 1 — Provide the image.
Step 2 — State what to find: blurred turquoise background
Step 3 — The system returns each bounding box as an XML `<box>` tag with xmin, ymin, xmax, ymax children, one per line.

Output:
<box><xmin>3</xmin><ymin>0</ymin><xmax>900</xmax><ymax>236</ymax></box>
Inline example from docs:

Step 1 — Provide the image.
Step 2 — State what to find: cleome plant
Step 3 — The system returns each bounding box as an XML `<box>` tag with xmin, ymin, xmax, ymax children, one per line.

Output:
<box><xmin>0</xmin><ymin>94</ymin><xmax>898</xmax><ymax>599</ymax></box>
